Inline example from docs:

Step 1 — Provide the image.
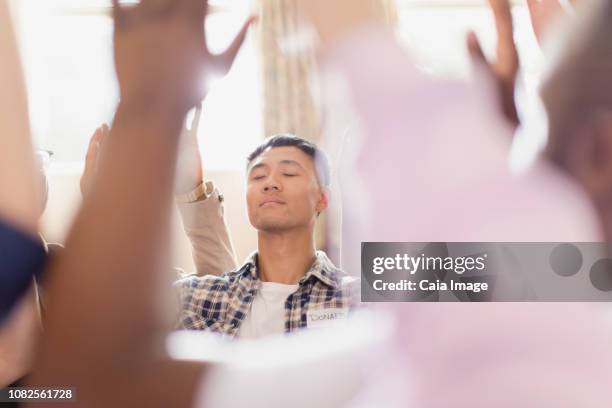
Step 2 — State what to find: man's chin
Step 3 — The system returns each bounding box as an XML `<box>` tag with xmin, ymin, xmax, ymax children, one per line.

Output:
<box><xmin>255</xmin><ymin>219</ymin><xmax>293</xmax><ymax>232</ymax></box>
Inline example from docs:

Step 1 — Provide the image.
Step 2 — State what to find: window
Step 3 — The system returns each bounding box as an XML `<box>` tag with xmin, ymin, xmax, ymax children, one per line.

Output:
<box><xmin>395</xmin><ymin>0</ymin><xmax>547</xmax><ymax>166</ymax></box>
<box><xmin>15</xmin><ymin>0</ymin><xmax>259</xmax><ymax>171</ymax></box>
<box><xmin>396</xmin><ymin>1</ymin><xmax>543</xmax><ymax>78</ymax></box>
<box><xmin>14</xmin><ymin>0</ymin><xmax>545</xmax><ymax>170</ymax></box>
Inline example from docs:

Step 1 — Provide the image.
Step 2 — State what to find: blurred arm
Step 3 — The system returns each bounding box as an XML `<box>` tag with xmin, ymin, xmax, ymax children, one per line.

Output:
<box><xmin>30</xmin><ymin>98</ymin><xmax>189</xmax><ymax>389</ymax></box>
<box><xmin>27</xmin><ymin>0</ymin><xmax>252</xmax><ymax>406</ymax></box>
<box><xmin>0</xmin><ymin>286</ymin><xmax>41</xmax><ymax>387</ymax></box>
<box><xmin>0</xmin><ymin>1</ymin><xmax>38</xmax><ymax>235</ymax></box>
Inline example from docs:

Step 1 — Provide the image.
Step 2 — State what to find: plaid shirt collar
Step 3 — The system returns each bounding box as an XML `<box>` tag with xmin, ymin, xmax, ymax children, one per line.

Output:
<box><xmin>176</xmin><ymin>249</ymin><xmax>360</xmax><ymax>336</ymax></box>
<box><xmin>238</xmin><ymin>250</ymin><xmax>342</xmax><ymax>289</ymax></box>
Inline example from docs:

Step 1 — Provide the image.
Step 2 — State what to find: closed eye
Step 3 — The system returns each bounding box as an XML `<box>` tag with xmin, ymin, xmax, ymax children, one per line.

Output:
<box><xmin>283</xmin><ymin>173</ymin><xmax>297</xmax><ymax>177</ymax></box>
<box><xmin>252</xmin><ymin>175</ymin><xmax>265</xmax><ymax>180</ymax></box>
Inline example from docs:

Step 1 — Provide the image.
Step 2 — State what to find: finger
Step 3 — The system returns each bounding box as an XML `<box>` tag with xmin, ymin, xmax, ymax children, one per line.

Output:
<box><xmin>466</xmin><ymin>31</ymin><xmax>487</xmax><ymax>65</ymax></box>
<box><xmin>489</xmin><ymin>0</ymin><xmax>518</xmax><ymax>70</ymax></box>
<box><xmin>217</xmin><ymin>15</ymin><xmax>256</xmax><ymax>71</ymax></box>
<box><xmin>489</xmin><ymin>0</ymin><xmax>514</xmax><ymax>45</ymax></box>
<box><xmin>111</xmin><ymin>0</ymin><xmax>126</xmax><ymax>30</ymax></box>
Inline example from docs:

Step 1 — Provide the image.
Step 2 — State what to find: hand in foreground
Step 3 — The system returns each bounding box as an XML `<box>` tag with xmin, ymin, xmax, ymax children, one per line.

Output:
<box><xmin>467</xmin><ymin>0</ymin><xmax>520</xmax><ymax>129</ymax></box>
<box><xmin>112</xmin><ymin>0</ymin><xmax>254</xmax><ymax>114</ymax></box>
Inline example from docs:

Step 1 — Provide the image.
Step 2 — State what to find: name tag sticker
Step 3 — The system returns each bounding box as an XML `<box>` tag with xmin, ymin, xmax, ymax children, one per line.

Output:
<box><xmin>307</xmin><ymin>308</ymin><xmax>349</xmax><ymax>329</ymax></box>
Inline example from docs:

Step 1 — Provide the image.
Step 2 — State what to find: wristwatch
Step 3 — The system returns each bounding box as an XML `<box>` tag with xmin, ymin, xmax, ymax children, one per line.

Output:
<box><xmin>175</xmin><ymin>181</ymin><xmax>214</xmax><ymax>204</ymax></box>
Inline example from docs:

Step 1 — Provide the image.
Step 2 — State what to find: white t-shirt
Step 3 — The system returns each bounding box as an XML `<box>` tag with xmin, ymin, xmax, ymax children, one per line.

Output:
<box><xmin>237</xmin><ymin>282</ymin><xmax>298</xmax><ymax>340</ymax></box>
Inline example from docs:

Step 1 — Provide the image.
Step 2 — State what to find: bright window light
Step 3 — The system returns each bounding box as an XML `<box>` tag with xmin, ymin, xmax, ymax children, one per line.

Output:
<box><xmin>14</xmin><ymin>0</ymin><xmax>259</xmax><ymax>171</ymax></box>
<box><xmin>14</xmin><ymin>0</ymin><xmax>545</xmax><ymax>170</ymax></box>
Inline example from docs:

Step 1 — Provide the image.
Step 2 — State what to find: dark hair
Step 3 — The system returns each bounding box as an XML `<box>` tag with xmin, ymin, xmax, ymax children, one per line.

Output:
<box><xmin>246</xmin><ymin>134</ymin><xmax>331</xmax><ymax>187</ymax></box>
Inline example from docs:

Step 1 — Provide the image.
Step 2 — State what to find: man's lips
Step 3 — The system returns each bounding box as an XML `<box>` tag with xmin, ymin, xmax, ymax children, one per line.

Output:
<box><xmin>260</xmin><ymin>199</ymin><xmax>286</xmax><ymax>207</ymax></box>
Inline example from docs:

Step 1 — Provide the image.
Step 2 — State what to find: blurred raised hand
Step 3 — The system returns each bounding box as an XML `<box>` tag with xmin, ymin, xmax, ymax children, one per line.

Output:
<box><xmin>112</xmin><ymin>0</ymin><xmax>254</xmax><ymax>113</ymax></box>
<box><xmin>28</xmin><ymin>1</ymin><xmax>256</xmax><ymax>402</ymax></box>
<box><xmin>467</xmin><ymin>0</ymin><xmax>520</xmax><ymax>129</ymax></box>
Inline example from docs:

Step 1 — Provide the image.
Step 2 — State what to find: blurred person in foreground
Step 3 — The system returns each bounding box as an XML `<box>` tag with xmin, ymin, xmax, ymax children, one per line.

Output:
<box><xmin>26</xmin><ymin>0</ymin><xmax>252</xmax><ymax>405</ymax></box>
<box><xmin>542</xmin><ymin>1</ymin><xmax>612</xmax><ymax>245</ymax></box>
<box><xmin>0</xmin><ymin>0</ymin><xmax>46</xmax><ymax>321</ymax></box>
<box><xmin>300</xmin><ymin>0</ymin><xmax>598</xmax><ymax>265</ymax></box>
<box><xmin>295</xmin><ymin>0</ymin><xmax>612</xmax><ymax>406</ymax></box>
<box><xmin>2</xmin><ymin>107</ymin><xmax>235</xmax><ymax>387</ymax></box>
<box><xmin>0</xmin><ymin>151</ymin><xmax>51</xmax><ymax>386</ymax></box>
<box><xmin>0</xmin><ymin>0</ymin><xmax>48</xmax><ymax>387</ymax></box>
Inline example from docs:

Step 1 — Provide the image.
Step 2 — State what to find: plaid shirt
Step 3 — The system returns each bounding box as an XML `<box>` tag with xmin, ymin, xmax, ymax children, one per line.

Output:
<box><xmin>175</xmin><ymin>251</ymin><xmax>360</xmax><ymax>339</ymax></box>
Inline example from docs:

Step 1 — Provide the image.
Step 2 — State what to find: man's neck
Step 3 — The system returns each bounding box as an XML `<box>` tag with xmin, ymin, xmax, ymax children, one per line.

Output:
<box><xmin>257</xmin><ymin>228</ymin><xmax>317</xmax><ymax>284</ymax></box>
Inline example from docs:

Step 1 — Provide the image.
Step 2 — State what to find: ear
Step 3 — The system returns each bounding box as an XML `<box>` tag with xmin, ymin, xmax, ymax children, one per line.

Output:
<box><xmin>316</xmin><ymin>186</ymin><xmax>329</xmax><ymax>216</ymax></box>
<box><xmin>570</xmin><ymin>111</ymin><xmax>612</xmax><ymax>198</ymax></box>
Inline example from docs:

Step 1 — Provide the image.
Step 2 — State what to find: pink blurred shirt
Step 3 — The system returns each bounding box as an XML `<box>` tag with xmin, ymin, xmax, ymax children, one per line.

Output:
<box><xmin>321</xmin><ymin>25</ymin><xmax>612</xmax><ymax>407</ymax></box>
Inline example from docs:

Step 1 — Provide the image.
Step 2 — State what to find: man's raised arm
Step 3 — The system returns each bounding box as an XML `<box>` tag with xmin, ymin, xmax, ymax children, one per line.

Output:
<box><xmin>175</xmin><ymin>105</ymin><xmax>238</xmax><ymax>276</ymax></box>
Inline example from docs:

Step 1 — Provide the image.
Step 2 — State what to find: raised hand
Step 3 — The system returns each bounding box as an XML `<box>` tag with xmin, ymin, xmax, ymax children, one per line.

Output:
<box><xmin>175</xmin><ymin>104</ymin><xmax>204</xmax><ymax>194</ymax></box>
<box><xmin>112</xmin><ymin>0</ymin><xmax>254</xmax><ymax>114</ymax></box>
<box><xmin>467</xmin><ymin>0</ymin><xmax>520</xmax><ymax>129</ymax></box>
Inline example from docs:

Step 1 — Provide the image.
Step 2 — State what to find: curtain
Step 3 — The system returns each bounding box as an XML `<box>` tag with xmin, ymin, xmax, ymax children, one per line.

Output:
<box><xmin>254</xmin><ymin>0</ymin><xmax>399</xmax><ymax>260</ymax></box>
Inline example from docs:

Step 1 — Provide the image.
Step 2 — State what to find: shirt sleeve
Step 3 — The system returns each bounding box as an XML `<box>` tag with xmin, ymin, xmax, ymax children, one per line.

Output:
<box><xmin>0</xmin><ymin>219</ymin><xmax>46</xmax><ymax>323</ymax></box>
<box><xmin>177</xmin><ymin>182</ymin><xmax>238</xmax><ymax>276</ymax></box>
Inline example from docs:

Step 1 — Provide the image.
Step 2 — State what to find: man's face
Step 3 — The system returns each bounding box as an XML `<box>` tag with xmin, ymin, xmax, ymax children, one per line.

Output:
<box><xmin>246</xmin><ymin>146</ymin><xmax>327</xmax><ymax>232</ymax></box>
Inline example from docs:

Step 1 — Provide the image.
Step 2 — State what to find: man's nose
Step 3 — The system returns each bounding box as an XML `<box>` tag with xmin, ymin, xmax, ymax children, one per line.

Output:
<box><xmin>263</xmin><ymin>176</ymin><xmax>281</xmax><ymax>192</ymax></box>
